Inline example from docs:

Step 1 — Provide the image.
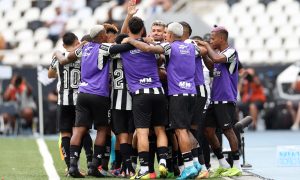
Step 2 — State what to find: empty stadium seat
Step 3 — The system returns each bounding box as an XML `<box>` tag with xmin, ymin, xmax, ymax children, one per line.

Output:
<box><xmin>252</xmin><ymin>50</ymin><xmax>270</xmax><ymax>63</ymax></box>
<box><xmin>11</xmin><ymin>19</ymin><xmax>27</xmax><ymax>32</ymax></box>
<box><xmin>0</xmin><ymin>20</ymin><xmax>8</xmax><ymax>31</ymax></box>
<box><xmin>24</xmin><ymin>7</ymin><xmax>41</xmax><ymax>22</ymax></box>
<box><xmin>36</xmin><ymin>40</ymin><xmax>53</xmax><ymax>53</ymax></box>
<box><xmin>75</xmin><ymin>7</ymin><xmax>93</xmax><ymax>19</ymax></box>
<box><xmin>270</xmin><ymin>49</ymin><xmax>286</xmax><ymax>63</ymax></box>
<box><xmin>248</xmin><ymin>3</ymin><xmax>265</xmax><ymax>16</ymax></box>
<box><xmin>2</xmin><ymin>53</ymin><xmax>20</xmax><ymax>65</ymax></box>
<box><xmin>4</xmin><ymin>8</ymin><xmax>21</xmax><ymax>22</ymax></box>
<box><xmin>34</xmin><ymin>27</ymin><xmax>49</xmax><ymax>41</ymax></box>
<box><xmin>22</xmin><ymin>53</ymin><xmax>41</xmax><ymax>66</ymax></box>
<box><xmin>284</xmin><ymin>37</ymin><xmax>299</xmax><ymax>49</ymax></box>
<box><xmin>237</xmin><ymin>49</ymin><xmax>251</xmax><ymax>62</ymax></box>
<box><xmin>289</xmin><ymin>13</ymin><xmax>300</xmax><ymax>27</ymax></box>
<box><xmin>66</xmin><ymin>17</ymin><xmax>80</xmax><ymax>31</ymax></box>
<box><xmin>241</xmin><ymin>27</ymin><xmax>258</xmax><ymax>39</ymax></box>
<box><xmin>271</xmin><ymin>14</ymin><xmax>288</xmax><ymax>27</ymax></box>
<box><xmin>284</xmin><ymin>1</ymin><xmax>300</xmax><ymax>16</ymax></box>
<box><xmin>277</xmin><ymin>26</ymin><xmax>294</xmax><ymax>38</ymax></box>
<box><xmin>259</xmin><ymin>26</ymin><xmax>275</xmax><ymax>39</ymax></box>
<box><xmin>14</xmin><ymin>0</ymin><xmax>31</xmax><ymax>12</ymax></box>
<box><xmin>248</xmin><ymin>37</ymin><xmax>264</xmax><ymax>51</ymax></box>
<box><xmin>267</xmin><ymin>1</ymin><xmax>284</xmax><ymax>16</ymax></box>
<box><xmin>15</xmin><ymin>29</ymin><xmax>33</xmax><ymax>42</ymax></box>
<box><xmin>253</xmin><ymin>14</ymin><xmax>271</xmax><ymax>28</ymax></box>
<box><xmin>40</xmin><ymin>6</ymin><xmax>56</xmax><ymax>22</ymax></box>
<box><xmin>94</xmin><ymin>6</ymin><xmax>110</xmax><ymax>23</ymax></box>
<box><xmin>236</xmin><ymin>15</ymin><xmax>253</xmax><ymax>28</ymax></box>
<box><xmin>17</xmin><ymin>41</ymin><xmax>34</xmax><ymax>54</ymax></box>
<box><xmin>265</xmin><ymin>36</ymin><xmax>282</xmax><ymax>50</ymax></box>
<box><xmin>287</xmin><ymin>49</ymin><xmax>300</xmax><ymax>62</ymax></box>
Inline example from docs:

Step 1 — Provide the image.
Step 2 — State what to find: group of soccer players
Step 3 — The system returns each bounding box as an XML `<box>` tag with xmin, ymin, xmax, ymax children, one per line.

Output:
<box><xmin>48</xmin><ymin>0</ymin><xmax>242</xmax><ymax>179</ymax></box>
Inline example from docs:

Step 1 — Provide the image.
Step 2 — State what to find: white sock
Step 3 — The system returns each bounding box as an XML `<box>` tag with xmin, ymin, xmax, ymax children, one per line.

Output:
<box><xmin>233</xmin><ymin>160</ymin><xmax>242</xmax><ymax>170</ymax></box>
<box><xmin>159</xmin><ymin>159</ymin><xmax>166</xmax><ymax>166</ymax></box>
<box><xmin>193</xmin><ymin>157</ymin><xmax>199</xmax><ymax>163</ymax></box>
<box><xmin>218</xmin><ymin>158</ymin><xmax>230</xmax><ymax>168</ymax></box>
<box><xmin>184</xmin><ymin>160</ymin><xmax>194</xmax><ymax>168</ymax></box>
<box><xmin>201</xmin><ymin>164</ymin><xmax>207</xmax><ymax>171</ymax></box>
<box><xmin>140</xmin><ymin>166</ymin><xmax>149</xmax><ymax>174</ymax></box>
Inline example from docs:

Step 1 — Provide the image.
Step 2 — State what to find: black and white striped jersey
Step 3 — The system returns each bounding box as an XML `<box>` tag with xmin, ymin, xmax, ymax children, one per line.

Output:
<box><xmin>50</xmin><ymin>53</ymin><xmax>81</xmax><ymax>105</ymax></box>
<box><xmin>110</xmin><ymin>54</ymin><xmax>132</xmax><ymax>110</ymax></box>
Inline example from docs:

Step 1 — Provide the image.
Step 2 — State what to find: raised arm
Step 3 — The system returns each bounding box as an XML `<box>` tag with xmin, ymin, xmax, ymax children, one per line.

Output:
<box><xmin>48</xmin><ymin>57</ymin><xmax>58</xmax><ymax>78</ymax></box>
<box><xmin>54</xmin><ymin>41</ymin><xmax>86</xmax><ymax>65</ymax></box>
<box><xmin>121</xmin><ymin>0</ymin><xmax>138</xmax><ymax>34</ymax></box>
<box><xmin>196</xmin><ymin>40</ymin><xmax>227</xmax><ymax>63</ymax></box>
<box><xmin>124</xmin><ymin>37</ymin><xmax>165</xmax><ymax>54</ymax></box>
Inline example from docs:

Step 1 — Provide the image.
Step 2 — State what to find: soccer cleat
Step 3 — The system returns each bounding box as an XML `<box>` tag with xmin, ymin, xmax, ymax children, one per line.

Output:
<box><xmin>110</xmin><ymin>167</ymin><xmax>121</xmax><ymax>176</ymax></box>
<box><xmin>196</xmin><ymin>170</ymin><xmax>209</xmax><ymax>179</ymax></box>
<box><xmin>150</xmin><ymin>172</ymin><xmax>157</xmax><ymax>179</ymax></box>
<box><xmin>87</xmin><ymin>162</ymin><xmax>104</xmax><ymax>177</ymax></box>
<box><xmin>193</xmin><ymin>161</ymin><xmax>202</xmax><ymax>173</ymax></box>
<box><xmin>221</xmin><ymin>167</ymin><xmax>242</xmax><ymax>177</ymax></box>
<box><xmin>158</xmin><ymin>163</ymin><xmax>168</xmax><ymax>178</ymax></box>
<box><xmin>209</xmin><ymin>167</ymin><xmax>228</xmax><ymax>178</ymax></box>
<box><xmin>130</xmin><ymin>169</ymin><xmax>150</xmax><ymax>179</ymax></box>
<box><xmin>68</xmin><ymin>166</ymin><xmax>85</xmax><ymax>178</ymax></box>
<box><xmin>176</xmin><ymin>166</ymin><xmax>198</xmax><ymax>180</ymax></box>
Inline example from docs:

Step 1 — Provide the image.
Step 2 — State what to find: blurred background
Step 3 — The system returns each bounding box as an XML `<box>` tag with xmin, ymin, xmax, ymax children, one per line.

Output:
<box><xmin>0</xmin><ymin>0</ymin><xmax>300</xmax><ymax>135</ymax></box>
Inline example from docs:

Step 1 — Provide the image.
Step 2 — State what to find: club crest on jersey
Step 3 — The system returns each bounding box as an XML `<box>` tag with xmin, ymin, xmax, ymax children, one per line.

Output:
<box><xmin>179</xmin><ymin>81</ymin><xmax>192</xmax><ymax>89</ymax></box>
<box><xmin>139</xmin><ymin>77</ymin><xmax>152</xmax><ymax>84</ymax></box>
<box><xmin>179</xmin><ymin>45</ymin><xmax>190</xmax><ymax>55</ymax></box>
<box><xmin>130</xmin><ymin>49</ymin><xmax>142</xmax><ymax>54</ymax></box>
<box><xmin>213</xmin><ymin>68</ymin><xmax>221</xmax><ymax>77</ymax></box>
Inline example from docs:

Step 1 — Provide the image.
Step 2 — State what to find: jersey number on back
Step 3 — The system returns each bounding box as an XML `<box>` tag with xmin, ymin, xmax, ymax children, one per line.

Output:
<box><xmin>114</xmin><ymin>69</ymin><xmax>124</xmax><ymax>89</ymax></box>
<box><xmin>63</xmin><ymin>68</ymin><xmax>80</xmax><ymax>89</ymax></box>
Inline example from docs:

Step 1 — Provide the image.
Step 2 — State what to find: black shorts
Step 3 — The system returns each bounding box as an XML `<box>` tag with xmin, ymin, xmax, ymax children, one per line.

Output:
<box><xmin>57</xmin><ymin>105</ymin><xmax>75</xmax><ymax>132</ymax></box>
<box><xmin>75</xmin><ymin>93</ymin><xmax>110</xmax><ymax>129</ymax></box>
<box><xmin>111</xmin><ymin>109</ymin><xmax>135</xmax><ymax>135</ymax></box>
<box><xmin>191</xmin><ymin>95</ymin><xmax>207</xmax><ymax>126</ymax></box>
<box><xmin>132</xmin><ymin>94</ymin><xmax>168</xmax><ymax>128</ymax></box>
<box><xmin>205</xmin><ymin>103</ymin><xmax>236</xmax><ymax>129</ymax></box>
<box><xmin>169</xmin><ymin>96</ymin><xmax>196</xmax><ymax>129</ymax></box>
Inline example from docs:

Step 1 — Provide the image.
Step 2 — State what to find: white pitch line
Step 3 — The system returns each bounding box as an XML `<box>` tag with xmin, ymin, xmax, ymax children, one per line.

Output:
<box><xmin>36</xmin><ymin>138</ymin><xmax>60</xmax><ymax>180</ymax></box>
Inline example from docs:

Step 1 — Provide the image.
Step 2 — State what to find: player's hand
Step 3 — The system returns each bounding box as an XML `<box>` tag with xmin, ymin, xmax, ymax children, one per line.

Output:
<box><xmin>143</xmin><ymin>37</ymin><xmax>154</xmax><ymax>44</ymax></box>
<box><xmin>128</xmin><ymin>0</ymin><xmax>138</xmax><ymax>16</ymax></box>
<box><xmin>121</xmin><ymin>37</ymin><xmax>133</xmax><ymax>44</ymax></box>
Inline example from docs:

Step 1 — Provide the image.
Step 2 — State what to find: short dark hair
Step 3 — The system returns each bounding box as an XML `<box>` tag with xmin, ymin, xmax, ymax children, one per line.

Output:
<box><xmin>115</xmin><ymin>33</ymin><xmax>129</xmax><ymax>44</ymax></box>
<box><xmin>103</xmin><ymin>23</ymin><xmax>119</xmax><ymax>34</ymax></box>
<box><xmin>81</xmin><ymin>34</ymin><xmax>92</xmax><ymax>42</ymax></box>
<box><xmin>191</xmin><ymin>36</ymin><xmax>203</xmax><ymax>41</ymax></box>
<box><xmin>63</xmin><ymin>32</ymin><xmax>78</xmax><ymax>46</ymax></box>
<box><xmin>179</xmin><ymin>21</ymin><xmax>192</xmax><ymax>36</ymax></box>
<box><xmin>212</xmin><ymin>25</ymin><xmax>228</xmax><ymax>40</ymax></box>
<box><xmin>128</xmin><ymin>17</ymin><xmax>144</xmax><ymax>35</ymax></box>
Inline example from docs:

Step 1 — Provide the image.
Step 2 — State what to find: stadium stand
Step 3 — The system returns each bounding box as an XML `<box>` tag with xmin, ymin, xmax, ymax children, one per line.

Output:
<box><xmin>0</xmin><ymin>0</ymin><xmax>298</xmax><ymax>66</ymax></box>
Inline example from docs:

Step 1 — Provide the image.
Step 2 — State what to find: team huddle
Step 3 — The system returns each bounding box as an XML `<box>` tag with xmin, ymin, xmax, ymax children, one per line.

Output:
<box><xmin>48</xmin><ymin>1</ymin><xmax>242</xmax><ymax>179</ymax></box>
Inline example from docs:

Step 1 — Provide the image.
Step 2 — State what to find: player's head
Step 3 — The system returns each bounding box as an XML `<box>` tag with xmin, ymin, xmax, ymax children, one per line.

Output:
<box><xmin>151</xmin><ymin>20</ymin><xmax>166</xmax><ymax>42</ymax></box>
<box><xmin>62</xmin><ymin>32</ymin><xmax>79</xmax><ymax>51</ymax></box>
<box><xmin>190</xmin><ymin>35</ymin><xmax>203</xmax><ymax>41</ymax></box>
<box><xmin>115</xmin><ymin>33</ymin><xmax>129</xmax><ymax>44</ymax></box>
<box><xmin>90</xmin><ymin>24</ymin><xmax>107</xmax><ymax>43</ymax></box>
<box><xmin>103</xmin><ymin>23</ymin><xmax>119</xmax><ymax>43</ymax></box>
<box><xmin>128</xmin><ymin>16</ymin><xmax>145</xmax><ymax>36</ymax></box>
<box><xmin>179</xmin><ymin>21</ymin><xmax>192</xmax><ymax>40</ymax></box>
<box><xmin>210</xmin><ymin>25</ymin><xmax>228</xmax><ymax>49</ymax></box>
<box><xmin>81</xmin><ymin>34</ymin><xmax>92</xmax><ymax>42</ymax></box>
<box><xmin>166</xmin><ymin>22</ymin><xmax>183</xmax><ymax>42</ymax></box>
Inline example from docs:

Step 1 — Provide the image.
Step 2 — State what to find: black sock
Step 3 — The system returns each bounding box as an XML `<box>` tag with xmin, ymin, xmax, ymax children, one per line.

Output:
<box><xmin>178</xmin><ymin>150</ymin><xmax>184</xmax><ymax>166</ymax></box>
<box><xmin>157</xmin><ymin>146</ymin><xmax>168</xmax><ymax>164</ymax></box>
<box><xmin>102</xmin><ymin>135</ymin><xmax>111</xmax><ymax>170</ymax></box>
<box><xmin>191</xmin><ymin>148</ymin><xmax>199</xmax><ymax>159</ymax></box>
<box><xmin>148</xmin><ymin>140</ymin><xmax>156</xmax><ymax>173</ymax></box>
<box><xmin>131</xmin><ymin>148</ymin><xmax>138</xmax><ymax>164</ymax></box>
<box><xmin>115</xmin><ymin>150</ymin><xmax>122</xmax><ymax>169</ymax></box>
<box><xmin>139</xmin><ymin>151</ymin><xmax>149</xmax><ymax>168</ymax></box>
<box><xmin>93</xmin><ymin>145</ymin><xmax>105</xmax><ymax>168</ymax></box>
<box><xmin>120</xmin><ymin>143</ymin><xmax>134</xmax><ymax>172</ymax></box>
<box><xmin>182</xmin><ymin>151</ymin><xmax>193</xmax><ymax>163</ymax></box>
<box><xmin>61</xmin><ymin>136</ymin><xmax>71</xmax><ymax>169</ymax></box>
<box><xmin>212</xmin><ymin>147</ymin><xmax>224</xmax><ymax>159</ymax></box>
<box><xmin>82</xmin><ymin>133</ymin><xmax>93</xmax><ymax>163</ymax></box>
<box><xmin>70</xmin><ymin>145</ymin><xmax>81</xmax><ymax>168</ymax></box>
<box><xmin>231</xmin><ymin>150</ymin><xmax>240</xmax><ymax>160</ymax></box>
<box><xmin>166</xmin><ymin>146</ymin><xmax>174</xmax><ymax>172</ymax></box>
<box><xmin>173</xmin><ymin>150</ymin><xmax>178</xmax><ymax>165</ymax></box>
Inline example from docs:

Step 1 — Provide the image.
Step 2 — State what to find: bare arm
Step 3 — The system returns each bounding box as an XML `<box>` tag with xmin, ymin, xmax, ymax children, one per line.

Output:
<box><xmin>124</xmin><ymin>38</ymin><xmax>164</xmax><ymax>54</ymax></box>
<box><xmin>196</xmin><ymin>40</ymin><xmax>227</xmax><ymax>63</ymax></box>
<box><xmin>121</xmin><ymin>0</ymin><xmax>138</xmax><ymax>34</ymax></box>
<box><xmin>55</xmin><ymin>41</ymin><xmax>86</xmax><ymax>65</ymax></box>
<box><xmin>202</xmin><ymin>55</ymin><xmax>214</xmax><ymax>71</ymax></box>
<box><xmin>48</xmin><ymin>67</ymin><xmax>57</xmax><ymax>78</ymax></box>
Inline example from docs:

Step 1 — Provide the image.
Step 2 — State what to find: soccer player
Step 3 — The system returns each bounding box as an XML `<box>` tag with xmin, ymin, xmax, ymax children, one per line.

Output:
<box><xmin>48</xmin><ymin>32</ymin><xmax>93</xmax><ymax>176</ymax></box>
<box><xmin>197</xmin><ymin>26</ymin><xmax>242</xmax><ymax>177</ymax></box>
<box><xmin>110</xmin><ymin>33</ymin><xmax>136</xmax><ymax>177</ymax></box>
<box><xmin>124</xmin><ymin>22</ymin><xmax>200</xmax><ymax>179</ymax></box>
<box><xmin>120</xmin><ymin>16</ymin><xmax>169</xmax><ymax>179</ymax></box>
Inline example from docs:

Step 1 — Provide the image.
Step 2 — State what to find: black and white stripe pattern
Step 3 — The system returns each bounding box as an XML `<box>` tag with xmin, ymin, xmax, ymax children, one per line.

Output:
<box><xmin>196</xmin><ymin>85</ymin><xmax>208</xmax><ymax>98</ymax></box>
<box><xmin>56</xmin><ymin>53</ymin><xmax>80</xmax><ymax>106</ymax></box>
<box><xmin>171</xmin><ymin>93</ymin><xmax>196</xmax><ymax>97</ymax></box>
<box><xmin>111</xmin><ymin>57</ymin><xmax>132</xmax><ymax>110</ymax></box>
<box><xmin>211</xmin><ymin>101</ymin><xmax>235</xmax><ymax>105</ymax></box>
<box><xmin>134</xmin><ymin>87</ymin><xmax>165</xmax><ymax>95</ymax></box>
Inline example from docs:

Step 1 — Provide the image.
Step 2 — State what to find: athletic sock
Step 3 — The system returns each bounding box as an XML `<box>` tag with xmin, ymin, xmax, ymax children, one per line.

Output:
<box><xmin>61</xmin><ymin>136</ymin><xmax>71</xmax><ymax>169</ymax></box>
<box><xmin>148</xmin><ymin>140</ymin><xmax>156</xmax><ymax>173</ymax></box>
<box><xmin>191</xmin><ymin>148</ymin><xmax>199</xmax><ymax>163</ymax></box>
<box><xmin>93</xmin><ymin>145</ymin><xmax>105</xmax><ymax>168</ymax></box>
<box><xmin>102</xmin><ymin>135</ymin><xmax>111</xmax><ymax>171</ymax></box>
<box><xmin>232</xmin><ymin>151</ymin><xmax>241</xmax><ymax>170</ymax></box>
<box><xmin>115</xmin><ymin>150</ymin><xmax>122</xmax><ymax>169</ymax></box>
<box><xmin>82</xmin><ymin>133</ymin><xmax>93</xmax><ymax>163</ymax></box>
<box><xmin>166</xmin><ymin>146</ymin><xmax>174</xmax><ymax>172</ymax></box>
<box><xmin>70</xmin><ymin>145</ymin><xmax>81</xmax><ymax>168</ymax></box>
<box><xmin>182</xmin><ymin>151</ymin><xmax>193</xmax><ymax>168</ymax></box>
<box><xmin>157</xmin><ymin>146</ymin><xmax>168</xmax><ymax>166</ymax></box>
<box><xmin>139</xmin><ymin>151</ymin><xmax>149</xmax><ymax>174</ymax></box>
